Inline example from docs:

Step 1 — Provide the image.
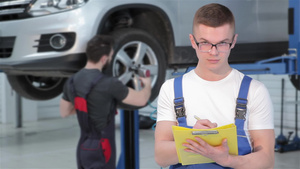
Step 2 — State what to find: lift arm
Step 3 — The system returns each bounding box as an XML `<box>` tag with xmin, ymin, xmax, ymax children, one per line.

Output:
<box><xmin>230</xmin><ymin>52</ymin><xmax>297</xmax><ymax>75</ymax></box>
<box><xmin>231</xmin><ymin>0</ymin><xmax>299</xmax><ymax>76</ymax></box>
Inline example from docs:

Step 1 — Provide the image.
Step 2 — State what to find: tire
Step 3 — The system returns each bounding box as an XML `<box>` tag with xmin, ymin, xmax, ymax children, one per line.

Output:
<box><xmin>106</xmin><ymin>28</ymin><xmax>167</xmax><ymax>110</ymax></box>
<box><xmin>6</xmin><ymin>75</ymin><xmax>67</xmax><ymax>100</ymax></box>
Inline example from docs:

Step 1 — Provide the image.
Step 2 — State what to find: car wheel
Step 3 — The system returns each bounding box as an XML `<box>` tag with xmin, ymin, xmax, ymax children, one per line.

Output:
<box><xmin>6</xmin><ymin>75</ymin><xmax>67</xmax><ymax>100</ymax></box>
<box><xmin>106</xmin><ymin>28</ymin><xmax>167</xmax><ymax>110</ymax></box>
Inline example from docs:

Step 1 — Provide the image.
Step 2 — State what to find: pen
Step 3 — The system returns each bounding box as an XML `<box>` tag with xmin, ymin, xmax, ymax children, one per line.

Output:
<box><xmin>194</xmin><ymin>115</ymin><xmax>201</xmax><ymax>120</ymax></box>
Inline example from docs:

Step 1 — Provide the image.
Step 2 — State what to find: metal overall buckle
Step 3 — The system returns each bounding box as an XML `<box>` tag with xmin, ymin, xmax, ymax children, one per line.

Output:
<box><xmin>174</xmin><ymin>97</ymin><xmax>186</xmax><ymax>118</ymax></box>
<box><xmin>235</xmin><ymin>98</ymin><xmax>247</xmax><ymax>120</ymax></box>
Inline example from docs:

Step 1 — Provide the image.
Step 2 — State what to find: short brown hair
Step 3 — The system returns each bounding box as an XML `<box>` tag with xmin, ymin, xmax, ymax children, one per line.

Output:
<box><xmin>86</xmin><ymin>35</ymin><xmax>114</xmax><ymax>63</ymax></box>
<box><xmin>193</xmin><ymin>3</ymin><xmax>235</xmax><ymax>33</ymax></box>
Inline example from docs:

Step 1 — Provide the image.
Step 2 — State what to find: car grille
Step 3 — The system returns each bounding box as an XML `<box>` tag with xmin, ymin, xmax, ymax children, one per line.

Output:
<box><xmin>0</xmin><ymin>0</ymin><xmax>33</xmax><ymax>21</ymax></box>
<box><xmin>0</xmin><ymin>37</ymin><xmax>15</xmax><ymax>58</ymax></box>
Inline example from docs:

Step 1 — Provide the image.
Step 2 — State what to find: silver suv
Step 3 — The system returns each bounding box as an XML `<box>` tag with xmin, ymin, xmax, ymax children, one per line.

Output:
<box><xmin>0</xmin><ymin>0</ymin><xmax>288</xmax><ymax>109</ymax></box>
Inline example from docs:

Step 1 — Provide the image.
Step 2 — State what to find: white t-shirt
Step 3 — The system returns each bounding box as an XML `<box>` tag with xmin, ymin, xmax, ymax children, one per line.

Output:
<box><xmin>157</xmin><ymin>69</ymin><xmax>274</xmax><ymax>130</ymax></box>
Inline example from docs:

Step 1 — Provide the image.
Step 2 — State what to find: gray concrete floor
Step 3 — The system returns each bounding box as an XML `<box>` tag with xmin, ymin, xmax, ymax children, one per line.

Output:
<box><xmin>1</xmin><ymin>115</ymin><xmax>300</xmax><ymax>169</ymax></box>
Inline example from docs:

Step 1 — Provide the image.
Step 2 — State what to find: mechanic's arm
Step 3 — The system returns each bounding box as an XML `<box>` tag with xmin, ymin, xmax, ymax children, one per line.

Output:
<box><xmin>225</xmin><ymin>129</ymin><xmax>275</xmax><ymax>169</ymax></box>
<box><xmin>122</xmin><ymin>77</ymin><xmax>151</xmax><ymax>106</ymax></box>
<box><xmin>154</xmin><ymin>121</ymin><xmax>179</xmax><ymax>168</ymax></box>
<box><xmin>184</xmin><ymin>129</ymin><xmax>275</xmax><ymax>169</ymax></box>
<box><xmin>59</xmin><ymin>98</ymin><xmax>76</xmax><ymax>118</ymax></box>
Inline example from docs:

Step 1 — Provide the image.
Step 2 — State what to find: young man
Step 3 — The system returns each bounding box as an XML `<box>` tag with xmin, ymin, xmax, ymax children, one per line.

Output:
<box><xmin>60</xmin><ymin>35</ymin><xmax>151</xmax><ymax>169</ymax></box>
<box><xmin>155</xmin><ymin>3</ymin><xmax>274</xmax><ymax>169</ymax></box>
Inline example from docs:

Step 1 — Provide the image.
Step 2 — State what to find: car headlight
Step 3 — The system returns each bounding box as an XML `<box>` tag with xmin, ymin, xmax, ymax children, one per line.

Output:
<box><xmin>28</xmin><ymin>0</ymin><xmax>88</xmax><ymax>16</ymax></box>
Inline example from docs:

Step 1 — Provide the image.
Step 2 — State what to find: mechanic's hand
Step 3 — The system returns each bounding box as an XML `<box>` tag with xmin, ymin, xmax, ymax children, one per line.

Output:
<box><xmin>139</xmin><ymin>77</ymin><xmax>151</xmax><ymax>88</ymax></box>
<box><xmin>183</xmin><ymin>138</ymin><xmax>231</xmax><ymax>166</ymax></box>
<box><xmin>193</xmin><ymin>119</ymin><xmax>217</xmax><ymax>129</ymax></box>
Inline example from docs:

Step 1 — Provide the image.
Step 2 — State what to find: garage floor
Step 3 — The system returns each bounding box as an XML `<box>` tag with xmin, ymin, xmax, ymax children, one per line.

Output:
<box><xmin>1</xmin><ymin>116</ymin><xmax>300</xmax><ymax>169</ymax></box>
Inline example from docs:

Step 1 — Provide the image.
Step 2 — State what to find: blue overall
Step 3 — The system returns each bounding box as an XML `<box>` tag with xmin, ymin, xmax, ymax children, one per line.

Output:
<box><xmin>171</xmin><ymin>75</ymin><xmax>252</xmax><ymax>169</ymax></box>
<box><xmin>70</xmin><ymin>74</ymin><xmax>116</xmax><ymax>169</ymax></box>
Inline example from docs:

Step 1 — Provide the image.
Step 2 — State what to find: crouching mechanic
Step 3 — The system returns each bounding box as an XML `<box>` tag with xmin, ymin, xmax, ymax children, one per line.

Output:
<box><xmin>155</xmin><ymin>3</ymin><xmax>275</xmax><ymax>169</ymax></box>
<box><xmin>60</xmin><ymin>35</ymin><xmax>151</xmax><ymax>169</ymax></box>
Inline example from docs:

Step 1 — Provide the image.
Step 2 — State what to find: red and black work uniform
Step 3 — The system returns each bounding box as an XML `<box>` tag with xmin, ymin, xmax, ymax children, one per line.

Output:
<box><xmin>62</xmin><ymin>69</ymin><xmax>129</xmax><ymax>169</ymax></box>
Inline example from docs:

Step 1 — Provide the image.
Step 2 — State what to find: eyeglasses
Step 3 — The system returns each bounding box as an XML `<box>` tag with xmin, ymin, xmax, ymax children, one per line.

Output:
<box><xmin>192</xmin><ymin>35</ymin><xmax>233</xmax><ymax>53</ymax></box>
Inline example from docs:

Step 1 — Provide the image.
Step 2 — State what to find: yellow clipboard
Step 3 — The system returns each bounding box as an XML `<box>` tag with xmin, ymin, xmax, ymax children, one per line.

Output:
<box><xmin>172</xmin><ymin>123</ymin><xmax>238</xmax><ymax>165</ymax></box>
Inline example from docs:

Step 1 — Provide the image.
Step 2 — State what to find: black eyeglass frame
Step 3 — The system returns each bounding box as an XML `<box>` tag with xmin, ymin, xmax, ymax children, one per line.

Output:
<box><xmin>192</xmin><ymin>34</ymin><xmax>234</xmax><ymax>53</ymax></box>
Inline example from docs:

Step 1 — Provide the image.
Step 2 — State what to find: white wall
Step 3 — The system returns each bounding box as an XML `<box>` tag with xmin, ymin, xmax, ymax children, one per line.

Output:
<box><xmin>0</xmin><ymin>73</ymin><xmax>16</xmax><ymax>124</ymax></box>
<box><xmin>36</xmin><ymin>96</ymin><xmax>61</xmax><ymax>120</ymax></box>
<box><xmin>0</xmin><ymin>73</ymin><xmax>38</xmax><ymax>124</ymax></box>
<box><xmin>252</xmin><ymin>74</ymin><xmax>300</xmax><ymax>130</ymax></box>
<box><xmin>0</xmin><ymin>73</ymin><xmax>4</xmax><ymax>123</ymax></box>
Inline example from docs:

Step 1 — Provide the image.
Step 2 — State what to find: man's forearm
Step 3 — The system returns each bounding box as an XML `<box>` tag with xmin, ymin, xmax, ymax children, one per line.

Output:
<box><xmin>60</xmin><ymin>107</ymin><xmax>76</xmax><ymax>117</ymax></box>
<box><xmin>224</xmin><ymin>149</ymin><xmax>274</xmax><ymax>169</ymax></box>
<box><xmin>155</xmin><ymin>141</ymin><xmax>179</xmax><ymax>168</ymax></box>
<box><xmin>224</xmin><ymin>129</ymin><xmax>275</xmax><ymax>169</ymax></box>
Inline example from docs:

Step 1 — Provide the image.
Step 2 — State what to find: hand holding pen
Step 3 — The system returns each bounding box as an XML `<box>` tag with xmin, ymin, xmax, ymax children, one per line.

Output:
<box><xmin>193</xmin><ymin>115</ymin><xmax>217</xmax><ymax>129</ymax></box>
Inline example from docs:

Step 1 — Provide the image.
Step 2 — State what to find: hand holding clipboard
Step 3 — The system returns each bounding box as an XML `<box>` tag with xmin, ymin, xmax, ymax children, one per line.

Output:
<box><xmin>172</xmin><ymin>123</ymin><xmax>238</xmax><ymax>165</ymax></box>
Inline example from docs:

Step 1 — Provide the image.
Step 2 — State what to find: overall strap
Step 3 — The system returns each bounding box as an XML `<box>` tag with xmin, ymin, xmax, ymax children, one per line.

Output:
<box><xmin>85</xmin><ymin>74</ymin><xmax>104</xmax><ymax>97</ymax></box>
<box><xmin>70</xmin><ymin>73</ymin><xmax>104</xmax><ymax>98</ymax></box>
<box><xmin>174</xmin><ymin>76</ymin><xmax>190</xmax><ymax>127</ymax></box>
<box><xmin>235</xmin><ymin>75</ymin><xmax>252</xmax><ymax>155</ymax></box>
<box><xmin>71</xmin><ymin>73</ymin><xmax>104</xmax><ymax>133</ymax></box>
<box><xmin>70</xmin><ymin>76</ymin><xmax>76</xmax><ymax>97</ymax></box>
<box><xmin>235</xmin><ymin>75</ymin><xmax>252</xmax><ymax>121</ymax></box>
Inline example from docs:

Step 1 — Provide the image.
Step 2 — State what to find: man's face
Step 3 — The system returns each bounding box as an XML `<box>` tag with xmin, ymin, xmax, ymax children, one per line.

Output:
<box><xmin>190</xmin><ymin>23</ymin><xmax>237</xmax><ymax>72</ymax></box>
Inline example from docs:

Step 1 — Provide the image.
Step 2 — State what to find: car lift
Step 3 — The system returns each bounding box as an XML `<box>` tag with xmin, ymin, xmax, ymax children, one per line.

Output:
<box><xmin>117</xmin><ymin>109</ymin><xmax>140</xmax><ymax>169</ymax></box>
<box><xmin>275</xmin><ymin>78</ymin><xmax>300</xmax><ymax>153</ymax></box>
<box><xmin>231</xmin><ymin>0</ymin><xmax>300</xmax><ymax>153</ymax></box>
<box><xmin>230</xmin><ymin>0</ymin><xmax>300</xmax><ymax>153</ymax></box>
<box><xmin>116</xmin><ymin>0</ymin><xmax>300</xmax><ymax>168</ymax></box>
<box><xmin>230</xmin><ymin>0</ymin><xmax>299</xmax><ymax>76</ymax></box>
